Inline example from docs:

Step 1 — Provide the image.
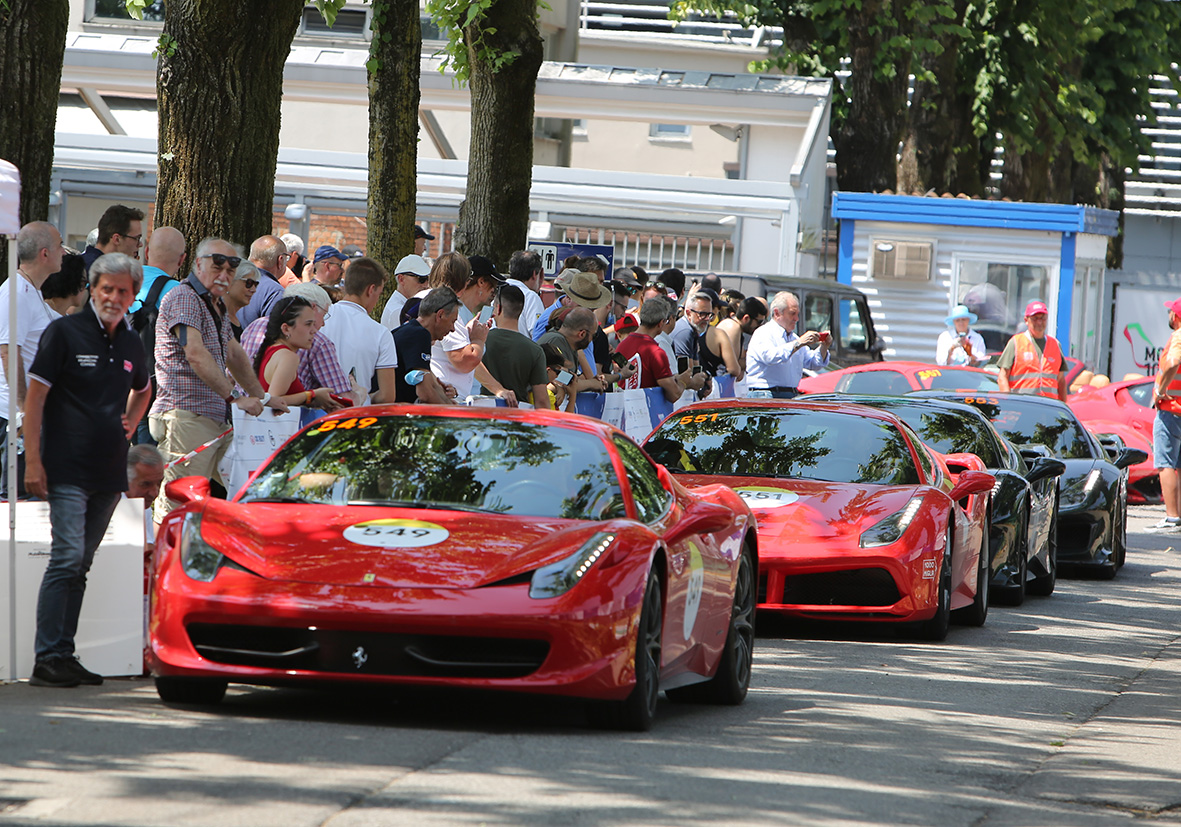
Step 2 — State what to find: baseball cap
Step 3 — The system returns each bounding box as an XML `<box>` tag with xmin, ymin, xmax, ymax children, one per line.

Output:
<box><xmin>1024</xmin><ymin>300</ymin><xmax>1049</xmax><ymax>317</ymax></box>
<box><xmin>394</xmin><ymin>254</ymin><xmax>431</xmax><ymax>277</ymax></box>
<box><xmin>694</xmin><ymin>288</ymin><xmax>724</xmax><ymax>308</ymax></box>
<box><xmin>313</xmin><ymin>245</ymin><xmax>348</xmax><ymax>264</ymax></box>
<box><xmin>1165</xmin><ymin>298</ymin><xmax>1181</xmax><ymax>315</ymax></box>
<box><xmin>469</xmin><ymin>254</ymin><xmax>506</xmax><ymax>283</ymax></box>
<box><xmin>341</xmin><ymin>244</ymin><xmax>365</xmax><ymax>259</ymax></box>
<box><xmin>414</xmin><ymin>225</ymin><xmax>435</xmax><ymax>240</ymax></box>
<box><xmin>615</xmin><ymin>313</ymin><xmax>639</xmax><ymax>335</ymax></box>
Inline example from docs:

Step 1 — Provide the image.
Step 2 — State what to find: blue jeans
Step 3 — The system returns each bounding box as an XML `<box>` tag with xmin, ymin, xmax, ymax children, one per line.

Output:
<box><xmin>34</xmin><ymin>485</ymin><xmax>122</xmax><ymax>662</ymax></box>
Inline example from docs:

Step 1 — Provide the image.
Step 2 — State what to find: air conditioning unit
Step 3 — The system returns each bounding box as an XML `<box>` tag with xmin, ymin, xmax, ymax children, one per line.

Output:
<box><xmin>872</xmin><ymin>240</ymin><xmax>933</xmax><ymax>281</ymax></box>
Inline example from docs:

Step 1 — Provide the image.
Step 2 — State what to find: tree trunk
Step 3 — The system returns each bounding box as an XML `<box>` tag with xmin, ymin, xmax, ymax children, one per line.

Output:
<box><xmin>832</xmin><ymin>0</ymin><xmax>911</xmax><ymax>193</ymax></box>
<box><xmin>367</xmin><ymin>0</ymin><xmax>421</xmax><ymax>315</ymax></box>
<box><xmin>0</xmin><ymin>0</ymin><xmax>69</xmax><ymax>268</ymax></box>
<box><xmin>155</xmin><ymin>0</ymin><xmax>303</xmax><ymax>251</ymax></box>
<box><xmin>453</xmin><ymin>0</ymin><xmax>544</xmax><ymax>269</ymax></box>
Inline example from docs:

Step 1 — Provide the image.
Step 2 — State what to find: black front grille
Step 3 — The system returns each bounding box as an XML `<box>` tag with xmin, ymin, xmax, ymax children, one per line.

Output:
<box><xmin>1057</xmin><ymin>519</ymin><xmax>1100</xmax><ymax>557</ymax></box>
<box><xmin>781</xmin><ymin>568</ymin><xmax>900</xmax><ymax>606</ymax></box>
<box><xmin>187</xmin><ymin>623</ymin><xmax>549</xmax><ymax>678</ymax></box>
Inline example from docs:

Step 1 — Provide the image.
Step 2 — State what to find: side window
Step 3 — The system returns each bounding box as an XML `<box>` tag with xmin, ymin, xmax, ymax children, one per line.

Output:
<box><xmin>840</xmin><ymin>298</ymin><xmax>870</xmax><ymax>352</ymax></box>
<box><xmin>803</xmin><ymin>294</ymin><xmax>833</xmax><ymax>337</ymax></box>
<box><xmin>613</xmin><ymin>437</ymin><xmax>672</xmax><ymax>524</ymax></box>
<box><xmin>902</xmin><ymin>424</ymin><xmax>937</xmax><ymax>484</ymax></box>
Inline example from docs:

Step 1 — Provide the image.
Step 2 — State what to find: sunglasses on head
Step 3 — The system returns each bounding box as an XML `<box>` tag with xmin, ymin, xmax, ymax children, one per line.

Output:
<box><xmin>202</xmin><ymin>253</ymin><xmax>242</xmax><ymax>269</ymax></box>
<box><xmin>643</xmin><ymin>281</ymin><xmax>666</xmax><ymax>291</ymax></box>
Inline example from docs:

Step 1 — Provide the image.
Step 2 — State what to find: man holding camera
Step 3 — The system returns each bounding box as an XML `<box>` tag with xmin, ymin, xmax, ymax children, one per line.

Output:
<box><xmin>745</xmin><ymin>291</ymin><xmax>830</xmax><ymax>399</ymax></box>
<box><xmin>936</xmin><ymin>304</ymin><xmax>988</xmax><ymax>366</ymax></box>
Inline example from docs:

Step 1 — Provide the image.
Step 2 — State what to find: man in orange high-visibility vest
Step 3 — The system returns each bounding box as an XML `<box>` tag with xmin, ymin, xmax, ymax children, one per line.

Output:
<box><xmin>1149</xmin><ymin>298</ymin><xmax>1181</xmax><ymax>532</ymax></box>
<box><xmin>996</xmin><ymin>300</ymin><xmax>1067</xmax><ymax>401</ymax></box>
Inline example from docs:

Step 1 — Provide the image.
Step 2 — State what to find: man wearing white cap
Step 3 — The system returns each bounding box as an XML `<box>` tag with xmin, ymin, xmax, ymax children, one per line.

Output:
<box><xmin>997</xmin><ymin>299</ymin><xmax>1067</xmax><ymax>401</ymax></box>
<box><xmin>380</xmin><ymin>254</ymin><xmax>432</xmax><ymax>331</ymax></box>
<box><xmin>936</xmin><ymin>304</ymin><xmax>987</xmax><ymax>366</ymax></box>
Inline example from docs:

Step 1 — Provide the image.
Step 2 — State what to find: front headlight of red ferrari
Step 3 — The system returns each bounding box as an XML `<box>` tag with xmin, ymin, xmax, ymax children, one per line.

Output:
<box><xmin>859</xmin><ymin>496</ymin><xmax>925</xmax><ymax>548</ymax></box>
<box><xmin>180</xmin><ymin>512</ymin><xmax>223</xmax><ymax>582</ymax></box>
<box><xmin>529</xmin><ymin>532</ymin><xmax>617</xmax><ymax>599</ymax></box>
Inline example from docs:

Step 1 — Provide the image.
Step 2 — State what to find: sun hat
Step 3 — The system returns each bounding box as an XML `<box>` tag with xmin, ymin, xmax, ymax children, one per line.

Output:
<box><xmin>945</xmin><ymin>304</ymin><xmax>978</xmax><ymax>325</ymax></box>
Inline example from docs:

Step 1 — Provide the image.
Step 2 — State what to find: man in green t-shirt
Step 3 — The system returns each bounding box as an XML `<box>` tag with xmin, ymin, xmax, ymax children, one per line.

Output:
<box><xmin>482</xmin><ymin>284</ymin><xmax>551</xmax><ymax>409</ymax></box>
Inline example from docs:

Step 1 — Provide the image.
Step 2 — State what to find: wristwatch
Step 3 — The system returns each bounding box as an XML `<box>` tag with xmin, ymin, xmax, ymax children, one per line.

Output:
<box><xmin>224</xmin><ymin>388</ymin><xmax>243</xmax><ymax>404</ymax></box>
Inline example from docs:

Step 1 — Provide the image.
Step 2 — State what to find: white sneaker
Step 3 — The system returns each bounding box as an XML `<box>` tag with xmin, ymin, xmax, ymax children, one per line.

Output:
<box><xmin>1145</xmin><ymin>517</ymin><xmax>1181</xmax><ymax>532</ymax></box>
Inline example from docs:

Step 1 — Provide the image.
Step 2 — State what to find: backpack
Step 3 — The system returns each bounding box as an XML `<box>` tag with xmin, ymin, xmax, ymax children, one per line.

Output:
<box><xmin>130</xmin><ymin>274</ymin><xmax>172</xmax><ymax>377</ymax></box>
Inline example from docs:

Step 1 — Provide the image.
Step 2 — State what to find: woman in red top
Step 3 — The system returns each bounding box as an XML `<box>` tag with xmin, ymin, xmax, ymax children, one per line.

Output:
<box><xmin>252</xmin><ymin>296</ymin><xmax>342</xmax><ymax>410</ymax></box>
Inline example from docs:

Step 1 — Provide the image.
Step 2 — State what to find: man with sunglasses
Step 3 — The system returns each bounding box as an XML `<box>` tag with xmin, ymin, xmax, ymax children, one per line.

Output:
<box><xmin>237</xmin><ymin>235</ymin><xmax>289</xmax><ymax>327</ymax></box>
<box><xmin>81</xmin><ymin>204</ymin><xmax>144</xmax><ymax>274</ymax></box>
<box><xmin>380</xmin><ymin>254</ymin><xmax>432</xmax><ymax>331</ymax></box>
<box><xmin>150</xmin><ymin>238</ymin><xmax>288</xmax><ymax>523</ymax></box>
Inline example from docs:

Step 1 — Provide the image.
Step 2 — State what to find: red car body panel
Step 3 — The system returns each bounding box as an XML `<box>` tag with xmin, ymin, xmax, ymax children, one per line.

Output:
<box><xmin>1069</xmin><ymin>378</ymin><xmax>1157</xmax><ymax>502</ymax></box>
<box><xmin>645</xmin><ymin>400</ymin><xmax>991</xmax><ymax>625</ymax></box>
<box><xmin>148</xmin><ymin>406</ymin><xmax>754</xmax><ymax>701</ymax></box>
<box><xmin>799</xmin><ymin>361</ymin><xmax>998</xmax><ymax>395</ymax></box>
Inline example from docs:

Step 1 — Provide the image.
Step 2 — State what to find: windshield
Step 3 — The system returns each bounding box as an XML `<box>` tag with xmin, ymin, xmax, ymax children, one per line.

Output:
<box><xmin>951</xmin><ymin>396</ymin><xmax>1094</xmax><ymax>460</ymax></box>
<box><xmin>240</xmin><ymin>415</ymin><xmax>626</xmax><ymax>519</ymax></box>
<box><xmin>644</xmin><ymin>409</ymin><xmax>920</xmax><ymax>485</ymax></box>
<box><xmin>876</xmin><ymin>407</ymin><xmax>1000</xmax><ymax>467</ymax></box>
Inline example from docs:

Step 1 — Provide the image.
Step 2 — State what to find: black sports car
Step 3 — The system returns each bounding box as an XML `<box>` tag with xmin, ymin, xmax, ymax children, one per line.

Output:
<box><xmin>911</xmin><ymin>392</ymin><xmax>1147</xmax><ymax>578</ymax></box>
<box><xmin>805</xmin><ymin>394</ymin><xmax>1064</xmax><ymax>604</ymax></box>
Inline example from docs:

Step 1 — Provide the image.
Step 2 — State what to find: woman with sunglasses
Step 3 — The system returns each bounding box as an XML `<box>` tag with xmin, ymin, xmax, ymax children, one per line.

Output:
<box><xmin>252</xmin><ymin>296</ymin><xmax>344</xmax><ymax>411</ymax></box>
<box><xmin>223</xmin><ymin>261</ymin><xmax>260</xmax><ymax>341</ymax></box>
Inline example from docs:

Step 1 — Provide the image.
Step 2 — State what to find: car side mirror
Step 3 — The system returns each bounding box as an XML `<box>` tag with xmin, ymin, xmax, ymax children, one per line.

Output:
<box><xmin>165</xmin><ymin>475</ymin><xmax>211</xmax><ymax>506</ymax></box>
<box><xmin>656</xmin><ymin>463</ymin><xmax>675</xmax><ymax>493</ymax></box>
<box><xmin>665</xmin><ymin>500</ymin><xmax>734</xmax><ymax>545</ymax></box>
<box><xmin>1025</xmin><ymin>456</ymin><xmax>1066</xmax><ymax>484</ymax></box>
<box><xmin>1114</xmin><ymin>447</ymin><xmax>1149</xmax><ymax>470</ymax></box>
<box><xmin>870</xmin><ymin>336</ymin><xmax>887</xmax><ymax>353</ymax></box>
<box><xmin>948</xmin><ymin>470</ymin><xmax>995</xmax><ymax>501</ymax></box>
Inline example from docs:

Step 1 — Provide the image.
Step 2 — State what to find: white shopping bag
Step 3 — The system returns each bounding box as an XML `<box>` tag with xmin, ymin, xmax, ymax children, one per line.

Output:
<box><xmin>226</xmin><ymin>407</ymin><xmax>303</xmax><ymax>497</ymax></box>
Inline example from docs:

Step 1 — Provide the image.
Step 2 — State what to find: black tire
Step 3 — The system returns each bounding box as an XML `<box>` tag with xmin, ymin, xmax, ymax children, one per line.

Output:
<box><xmin>952</xmin><ymin>521</ymin><xmax>989</xmax><ymax>626</ymax></box>
<box><xmin>1113</xmin><ymin>482</ymin><xmax>1127</xmax><ymax>569</ymax></box>
<box><xmin>587</xmin><ymin>566</ymin><xmax>663</xmax><ymax>731</ymax></box>
<box><xmin>155</xmin><ymin>676</ymin><xmax>227</xmax><ymax>705</ymax></box>
<box><xmin>995</xmin><ymin>498</ymin><xmax>1029</xmax><ymax>607</ymax></box>
<box><xmin>666</xmin><ymin>547</ymin><xmax>755</xmax><ymax>705</ymax></box>
<box><xmin>916</xmin><ymin>531</ymin><xmax>952</xmax><ymax>641</ymax></box>
<box><xmin>1028</xmin><ymin>493</ymin><xmax>1058</xmax><ymax>596</ymax></box>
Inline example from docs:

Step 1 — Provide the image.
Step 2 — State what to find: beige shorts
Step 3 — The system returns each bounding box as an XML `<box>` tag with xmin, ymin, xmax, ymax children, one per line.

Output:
<box><xmin>150</xmin><ymin>409</ymin><xmax>231</xmax><ymax>525</ymax></box>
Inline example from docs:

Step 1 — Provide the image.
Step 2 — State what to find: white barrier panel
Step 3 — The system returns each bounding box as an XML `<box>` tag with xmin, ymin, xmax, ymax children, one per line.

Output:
<box><xmin>0</xmin><ymin>497</ymin><xmax>144</xmax><ymax>680</ymax></box>
<box><xmin>224</xmin><ymin>407</ymin><xmax>303</xmax><ymax>498</ymax></box>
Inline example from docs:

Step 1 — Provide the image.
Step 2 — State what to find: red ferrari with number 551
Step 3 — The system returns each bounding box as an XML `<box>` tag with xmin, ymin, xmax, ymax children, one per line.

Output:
<box><xmin>148</xmin><ymin>406</ymin><xmax>756</xmax><ymax>731</ymax></box>
<box><xmin>643</xmin><ymin>400</ymin><xmax>995</xmax><ymax>640</ymax></box>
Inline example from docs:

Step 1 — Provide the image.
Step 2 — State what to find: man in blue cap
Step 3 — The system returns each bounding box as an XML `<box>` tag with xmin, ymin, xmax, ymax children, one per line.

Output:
<box><xmin>310</xmin><ymin>245</ymin><xmax>347</xmax><ymax>287</ymax></box>
<box><xmin>936</xmin><ymin>304</ymin><xmax>987</xmax><ymax>366</ymax></box>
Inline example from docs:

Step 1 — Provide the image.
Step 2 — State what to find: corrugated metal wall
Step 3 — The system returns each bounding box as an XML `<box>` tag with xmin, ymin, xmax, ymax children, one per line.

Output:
<box><xmin>849</xmin><ymin>221</ymin><xmax>1061</xmax><ymax>362</ymax></box>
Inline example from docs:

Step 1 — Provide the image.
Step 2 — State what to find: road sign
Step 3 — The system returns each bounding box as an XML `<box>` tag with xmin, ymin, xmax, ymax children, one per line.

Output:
<box><xmin>527</xmin><ymin>241</ymin><xmax>614</xmax><ymax>277</ymax></box>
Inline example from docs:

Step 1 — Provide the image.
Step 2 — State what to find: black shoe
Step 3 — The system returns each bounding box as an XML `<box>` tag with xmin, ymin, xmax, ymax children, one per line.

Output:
<box><xmin>29</xmin><ymin>658</ymin><xmax>81</xmax><ymax>688</ymax></box>
<box><xmin>63</xmin><ymin>657</ymin><xmax>104</xmax><ymax>686</ymax></box>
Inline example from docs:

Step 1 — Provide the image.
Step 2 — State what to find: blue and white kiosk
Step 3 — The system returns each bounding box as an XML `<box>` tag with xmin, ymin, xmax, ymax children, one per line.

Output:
<box><xmin>831</xmin><ymin>193</ymin><xmax>1119</xmax><ymax>368</ymax></box>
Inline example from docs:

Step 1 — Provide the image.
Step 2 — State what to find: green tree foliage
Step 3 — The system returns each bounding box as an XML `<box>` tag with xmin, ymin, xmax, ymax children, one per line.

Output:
<box><xmin>673</xmin><ymin>0</ymin><xmax>1180</xmax><ymax>223</ymax></box>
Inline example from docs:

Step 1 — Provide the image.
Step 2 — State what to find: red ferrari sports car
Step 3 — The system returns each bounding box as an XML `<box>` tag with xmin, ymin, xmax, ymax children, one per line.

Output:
<box><xmin>1069</xmin><ymin>376</ymin><xmax>1158</xmax><ymax>503</ymax></box>
<box><xmin>149</xmin><ymin>406</ymin><xmax>756</xmax><ymax>731</ymax></box>
<box><xmin>642</xmin><ymin>400</ymin><xmax>995</xmax><ymax>640</ymax></box>
<box><xmin>799</xmin><ymin>361</ymin><xmax>1000</xmax><ymax>396</ymax></box>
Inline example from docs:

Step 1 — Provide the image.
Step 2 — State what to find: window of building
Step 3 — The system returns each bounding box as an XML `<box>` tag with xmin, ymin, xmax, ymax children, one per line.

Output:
<box><xmin>89</xmin><ymin>0</ymin><xmax>164</xmax><ymax>21</ymax></box>
<box><xmin>300</xmin><ymin>5</ymin><xmax>369</xmax><ymax>37</ymax></box>
<box><xmin>649</xmin><ymin>123</ymin><xmax>692</xmax><ymax>142</ymax></box>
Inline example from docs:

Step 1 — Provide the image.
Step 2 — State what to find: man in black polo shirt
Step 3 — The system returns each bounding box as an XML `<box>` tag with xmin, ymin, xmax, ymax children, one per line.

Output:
<box><xmin>391</xmin><ymin>287</ymin><xmax>459</xmax><ymax>404</ymax></box>
<box><xmin>23</xmin><ymin>253</ymin><xmax>151</xmax><ymax>688</ymax></box>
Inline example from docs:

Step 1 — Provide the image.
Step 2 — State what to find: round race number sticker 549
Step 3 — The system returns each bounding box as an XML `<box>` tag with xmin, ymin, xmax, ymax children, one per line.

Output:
<box><xmin>344</xmin><ymin>519</ymin><xmax>450</xmax><ymax>548</ymax></box>
<box><xmin>734</xmin><ymin>487</ymin><xmax>799</xmax><ymax>509</ymax></box>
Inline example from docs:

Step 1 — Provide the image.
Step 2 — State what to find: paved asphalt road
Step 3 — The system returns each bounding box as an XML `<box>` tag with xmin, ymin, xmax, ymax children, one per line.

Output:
<box><xmin>3</xmin><ymin>505</ymin><xmax>1179</xmax><ymax>826</ymax></box>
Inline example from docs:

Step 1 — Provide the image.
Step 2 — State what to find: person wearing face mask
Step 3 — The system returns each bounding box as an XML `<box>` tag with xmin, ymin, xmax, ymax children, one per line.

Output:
<box><xmin>148</xmin><ymin>238</ymin><xmax>289</xmax><ymax>523</ymax></box>
<box><xmin>21</xmin><ymin>253</ymin><xmax>153</xmax><ymax>688</ymax></box>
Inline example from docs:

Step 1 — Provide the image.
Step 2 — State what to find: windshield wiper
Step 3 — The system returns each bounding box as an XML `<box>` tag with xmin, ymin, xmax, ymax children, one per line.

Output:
<box><xmin>347</xmin><ymin>499</ymin><xmax>497</xmax><ymax>513</ymax></box>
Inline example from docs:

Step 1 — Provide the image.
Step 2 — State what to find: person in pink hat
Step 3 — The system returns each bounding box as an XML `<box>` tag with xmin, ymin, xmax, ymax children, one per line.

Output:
<box><xmin>1148</xmin><ymin>298</ymin><xmax>1181</xmax><ymax>531</ymax></box>
<box><xmin>996</xmin><ymin>299</ymin><xmax>1067</xmax><ymax>401</ymax></box>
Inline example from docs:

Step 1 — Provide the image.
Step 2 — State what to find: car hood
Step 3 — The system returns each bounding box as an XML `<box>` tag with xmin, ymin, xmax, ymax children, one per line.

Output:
<box><xmin>675</xmin><ymin>475</ymin><xmax>921</xmax><ymax>541</ymax></box>
<box><xmin>195</xmin><ymin>500</ymin><xmax>612</xmax><ymax>589</ymax></box>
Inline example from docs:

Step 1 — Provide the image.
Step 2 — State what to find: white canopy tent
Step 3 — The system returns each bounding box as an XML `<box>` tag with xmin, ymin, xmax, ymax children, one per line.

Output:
<box><xmin>1</xmin><ymin>158</ymin><xmax>20</xmax><ymax>683</ymax></box>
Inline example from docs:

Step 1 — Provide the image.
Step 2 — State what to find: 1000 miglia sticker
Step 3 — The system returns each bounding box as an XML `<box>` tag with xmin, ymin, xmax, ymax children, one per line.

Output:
<box><xmin>343</xmin><ymin>519</ymin><xmax>449</xmax><ymax>548</ymax></box>
<box><xmin>733</xmin><ymin>487</ymin><xmax>799</xmax><ymax>509</ymax></box>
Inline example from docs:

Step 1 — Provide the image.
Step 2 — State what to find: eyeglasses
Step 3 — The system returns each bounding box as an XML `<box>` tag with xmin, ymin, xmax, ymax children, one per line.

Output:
<box><xmin>122</xmin><ymin>233</ymin><xmax>143</xmax><ymax>245</ymax></box>
<box><xmin>239</xmin><ymin>278</ymin><xmax>259</xmax><ymax>289</ymax></box>
<box><xmin>202</xmin><ymin>253</ymin><xmax>242</xmax><ymax>269</ymax></box>
<box><xmin>686</xmin><ymin>307</ymin><xmax>713</xmax><ymax>318</ymax></box>
<box><xmin>415</xmin><ymin>274</ymin><xmax>430</xmax><ymax>283</ymax></box>
<box><xmin>438</xmin><ymin>298</ymin><xmax>460</xmax><ymax>314</ymax></box>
